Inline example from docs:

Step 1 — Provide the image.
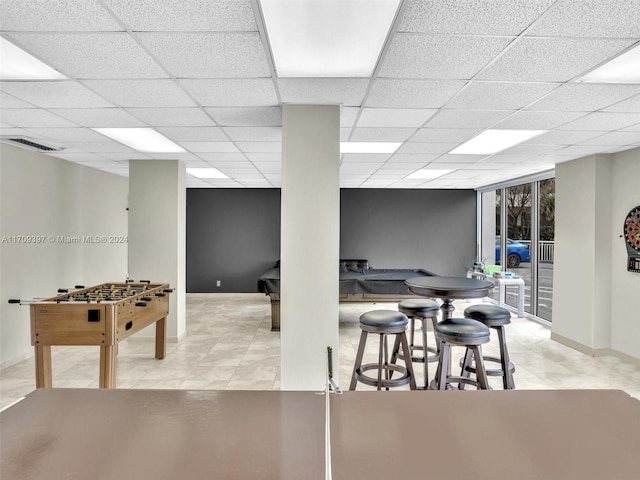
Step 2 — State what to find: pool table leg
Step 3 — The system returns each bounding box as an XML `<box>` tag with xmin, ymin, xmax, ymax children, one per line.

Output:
<box><xmin>34</xmin><ymin>345</ymin><xmax>52</xmax><ymax>388</ymax></box>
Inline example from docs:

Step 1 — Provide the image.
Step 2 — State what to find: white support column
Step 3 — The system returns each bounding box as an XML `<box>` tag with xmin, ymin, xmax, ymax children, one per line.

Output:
<box><xmin>280</xmin><ymin>105</ymin><xmax>340</xmax><ymax>390</ymax></box>
<box><xmin>128</xmin><ymin>160</ymin><xmax>186</xmax><ymax>340</ymax></box>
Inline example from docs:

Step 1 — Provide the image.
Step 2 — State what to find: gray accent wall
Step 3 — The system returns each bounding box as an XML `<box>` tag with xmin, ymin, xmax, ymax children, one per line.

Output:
<box><xmin>187</xmin><ymin>189</ymin><xmax>281</xmax><ymax>292</ymax></box>
<box><xmin>186</xmin><ymin>188</ymin><xmax>476</xmax><ymax>292</ymax></box>
<box><xmin>340</xmin><ymin>189</ymin><xmax>476</xmax><ymax>276</ymax></box>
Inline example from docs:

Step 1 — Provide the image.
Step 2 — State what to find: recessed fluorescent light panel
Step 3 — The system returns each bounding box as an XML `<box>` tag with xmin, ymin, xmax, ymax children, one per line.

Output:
<box><xmin>450</xmin><ymin>130</ymin><xmax>546</xmax><ymax>155</ymax></box>
<box><xmin>0</xmin><ymin>37</ymin><xmax>66</xmax><ymax>80</ymax></box>
<box><xmin>259</xmin><ymin>0</ymin><xmax>401</xmax><ymax>77</ymax></box>
<box><xmin>93</xmin><ymin>128</ymin><xmax>185</xmax><ymax>153</ymax></box>
<box><xmin>186</xmin><ymin>168</ymin><xmax>228</xmax><ymax>179</ymax></box>
<box><xmin>579</xmin><ymin>44</ymin><xmax>640</xmax><ymax>84</ymax></box>
<box><xmin>340</xmin><ymin>142</ymin><xmax>401</xmax><ymax>153</ymax></box>
<box><xmin>405</xmin><ymin>169</ymin><xmax>453</xmax><ymax>180</ymax></box>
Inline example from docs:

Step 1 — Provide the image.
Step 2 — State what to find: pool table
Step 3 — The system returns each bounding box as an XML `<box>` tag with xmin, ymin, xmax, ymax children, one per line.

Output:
<box><xmin>258</xmin><ymin>260</ymin><xmax>438</xmax><ymax>330</ymax></box>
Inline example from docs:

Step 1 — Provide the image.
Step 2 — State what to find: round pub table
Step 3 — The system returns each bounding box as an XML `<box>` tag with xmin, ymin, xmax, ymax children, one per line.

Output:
<box><xmin>405</xmin><ymin>276</ymin><xmax>494</xmax><ymax>320</ymax></box>
<box><xmin>405</xmin><ymin>276</ymin><xmax>495</xmax><ymax>389</ymax></box>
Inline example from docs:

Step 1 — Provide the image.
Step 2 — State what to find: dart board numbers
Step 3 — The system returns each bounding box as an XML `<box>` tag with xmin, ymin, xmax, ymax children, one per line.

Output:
<box><xmin>623</xmin><ymin>205</ymin><xmax>640</xmax><ymax>273</ymax></box>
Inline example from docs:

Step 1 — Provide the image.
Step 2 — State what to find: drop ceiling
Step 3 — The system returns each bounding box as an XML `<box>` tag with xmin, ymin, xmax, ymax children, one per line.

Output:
<box><xmin>1</xmin><ymin>0</ymin><xmax>639</xmax><ymax>189</ymax></box>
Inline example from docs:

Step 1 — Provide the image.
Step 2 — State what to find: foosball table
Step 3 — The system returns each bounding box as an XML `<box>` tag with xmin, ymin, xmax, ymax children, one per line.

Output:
<box><xmin>27</xmin><ymin>282</ymin><xmax>172</xmax><ymax>389</ymax></box>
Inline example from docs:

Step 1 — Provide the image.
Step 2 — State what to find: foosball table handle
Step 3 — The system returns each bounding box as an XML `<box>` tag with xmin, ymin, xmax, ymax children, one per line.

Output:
<box><xmin>135</xmin><ymin>301</ymin><xmax>147</xmax><ymax>307</ymax></box>
<box><xmin>8</xmin><ymin>299</ymin><xmax>21</xmax><ymax>304</ymax></box>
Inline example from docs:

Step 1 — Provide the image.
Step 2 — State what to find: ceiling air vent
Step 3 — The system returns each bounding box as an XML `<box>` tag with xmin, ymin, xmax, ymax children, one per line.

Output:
<box><xmin>0</xmin><ymin>136</ymin><xmax>64</xmax><ymax>152</ymax></box>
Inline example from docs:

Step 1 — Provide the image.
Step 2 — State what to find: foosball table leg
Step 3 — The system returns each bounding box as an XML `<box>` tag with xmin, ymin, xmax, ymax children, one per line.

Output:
<box><xmin>155</xmin><ymin>316</ymin><xmax>166</xmax><ymax>359</ymax></box>
<box><xmin>99</xmin><ymin>345</ymin><xmax>116</xmax><ymax>388</ymax></box>
<box><xmin>34</xmin><ymin>345</ymin><xmax>52</xmax><ymax>388</ymax></box>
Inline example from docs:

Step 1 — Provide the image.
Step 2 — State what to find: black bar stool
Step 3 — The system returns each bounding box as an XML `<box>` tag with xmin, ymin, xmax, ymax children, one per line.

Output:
<box><xmin>433</xmin><ymin>317</ymin><xmax>490</xmax><ymax>390</ymax></box>
<box><xmin>390</xmin><ymin>298</ymin><xmax>439</xmax><ymax>388</ymax></box>
<box><xmin>461</xmin><ymin>304</ymin><xmax>516</xmax><ymax>389</ymax></box>
<box><xmin>350</xmin><ymin>310</ymin><xmax>416</xmax><ymax>391</ymax></box>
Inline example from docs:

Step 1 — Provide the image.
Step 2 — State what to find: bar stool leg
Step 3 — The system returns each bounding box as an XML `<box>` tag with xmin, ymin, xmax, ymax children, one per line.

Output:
<box><xmin>471</xmin><ymin>345</ymin><xmax>489</xmax><ymax>390</ymax></box>
<box><xmin>436</xmin><ymin>344</ymin><xmax>451</xmax><ymax>390</ymax></box>
<box><xmin>458</xmin><ymin>348</ymin><xmax>473</xmax><ymax>390</ymax></box>
<box><xmin>420</xmin><ymin>318</ymin><xmax>429</xmax><ymax>387</ymax></box>
<box><xmin>377</xmin><ymin>333</ymin><xmax>385</xmax><ymax>391</ymax></box>
<box><xmin>497</xmin><ymin>327</ymin><xmax>515</xmax><ymax>389</ymax></box>
<box><xmin>350</xmin><ymin>330</ymin><xmax>368</xmax><ymax>390</ymax></box>
<box><xmin>399</xmin><ymin>332</ymin><xmax>417</xmax><ymax>390</ymax></box>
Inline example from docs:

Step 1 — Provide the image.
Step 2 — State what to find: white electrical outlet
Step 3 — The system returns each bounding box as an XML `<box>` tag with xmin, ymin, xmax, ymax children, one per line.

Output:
<box><xmin>216</xmin><ymin>280</ymin><xmax>221</xmax><ymax>287</ymax></box>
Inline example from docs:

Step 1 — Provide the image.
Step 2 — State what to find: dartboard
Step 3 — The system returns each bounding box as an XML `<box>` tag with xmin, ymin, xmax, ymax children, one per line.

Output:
<box><xmin>624</xmin><ymin>205</ymin><xmax>640</xmax><ymax>251</ymax></box>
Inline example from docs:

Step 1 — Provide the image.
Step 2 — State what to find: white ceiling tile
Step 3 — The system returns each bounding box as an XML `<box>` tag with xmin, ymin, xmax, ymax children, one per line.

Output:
<box><xmin>523</xmin><ymin>129</ymin><xmax>605</xmax><ymax>145</ymax></box>
<box><xmin>386</xmin><ymin>153</ymin><xmax>440</xmax><ymax>163</ymax></box>
<box><xmin>398</xmin><ymin>0</ymin><xmax>555</xmax><ymax>35</ymax></box>
<box><xmin>1</xmin><ymin>109</ymin><xmax>79</xmax><ymax>127</ymax></box>
<box><xmin>366</xmin><ymin>79</ymin><xmax>466</xmax><ymax>108</ymax></box>
<box><xmin>340</xmin><ymin>128</ymin><xmax>353</xmax><ymax>142</ymax></box>
<box><xmin>341</xmin><ymin>153</ymin><xmax>393</xmax><ymax>163</ymax></box>
<box><xmin>493</xmin><ymin>110</ymin><xmax>587</xmax><ymax>129</ymax></box>
<box><xmin>178</xmin><ymin>142</ymin><xmax>239</xmax><ymax>153</ymax></box>
<box><xmin>155</xmin><ymin>127</ymin><xmax>228</xmax><ymax>142</ymax></box>
<box><xmin>380</xmin><ymin>35</ymin><xmax>512</xmax><ymax>79</ymax></box>
<box><xmin>203</xmin><ymin>160</ymin><xmax>254</xmax><ymax>169</ymax></box>
<box><xmin>580</xmin><ymin>131</ymin><xmax>640</xmax><ymax>146</ymax></box>
<box><xmin>235</xmin><ymin>142</ymin><xmax>281</xmax><ymax>153</ymax></box>
<box><xmin>527</xmin><ymin>0</ymin><xmax>640</xmax><ymax>38</ymax></box>
<box><xmin>0</xmin><ymin>127</ymin><xmax>32</xmax><ymax>137</ymax></box>
<box><xmin>82</xmin><ymin>80</ymin><xmax>196</xmax><ymax>108</ymax></box>
<box><xmin>278</xmin><ymin>79</ymin><xmax>369</xmax><ymax>106</ymax></box>
<box><xmin>477</xmin><ymin>37</ymin><xmax>636</xmax><ymax>82</ymax></box>
<box><xmin>0</xmin><ymin>81</ymin><xmax>113</xmax><ymax>108</ymax></box>
<box><xmin>30</xmin><ymin>127</ymin><xmax>113</xmax><ymax>143</ymax></box>
<box><xmin>445</xmin><ymin>82</ymin><xmax>559</xmax><ymax>110</ymax></box>
<box><xmin>557</xmin><ymin>112</ymin><xmax>640</xmax><ymax>131</ymax></box>
<box><xmin>341</xmin><ymin>107</ymin><xmax>360</xmax><ymax>127</ymax></box>
<box><xmin>357</xmin><ymin>108</ymin><xmax>436</xmax><ymax>128</ymax></box>
<box><xmin>62</xmin><ymin>141</ymin><xmax>136</xmax><ymax>153</ymax></box>
<box><xmin>48</xmin><ymin>108</ymin><xmax>145</xmax><ymax>127</ymax></box>
<box><xmin>146</xmin><ymin>152</ymin><xmax>202</xmax><ymax>161</ymax></box>
<box><xmin>434</xmin><ymin>154</ymin><xmax>485</xmax><ymax>163</ymax></box>
<box><xmin>340</xmin><ymin>162</ymin><xmax>383</xmax><ymax>174</ymax></box>
<box><xmin>424</xmin><ymin>110</ymin><xmax>514</xmax><ymax>129</ymax></box>
<box><xmin>199</xmin><ymin>153</ymin><xmax>247</xmax><ymax>163</ymax></box>
<box><xmin>603</xmin><ymin>94</ymin><xmax>640</xmax><ymax>113</ymax></box>
<box><xmin>103</xmin><ymin>0</ymin><xmax>257</xmax><ymax>31</ymax></box>
<box><xmin>378</xmin><ymin>163</ymin><xmax>429</xmax><ymax>172</ymax></box>
<box><xmin>410</xmin><ymin>128</ymin><xmax>481</xmax><ymax>143</ymax></box>
<box><xmin>126</xmin><ymin>108</ymin><xmax>215</xmax><ymax>127</ymax></box>
<box><xmin>206</xmin><ymin>107</ymin><xmax>282</xmax><ymax>126</ymax></box>
<box><xmin>349</xmin><ymin>127</ymin><xmax>416</xmax><ymax>142</ymax></box>
<box><xmin>396</xmin><ymin>143</ymin><xmax>458</xmax><ymax>154</ymax></box>
<box><xmin>179</xmin><ymin>79</ymin><xmax>278</xmax><ymax>107</ymax></box>
<box><xmin>526</xmin><ymin>84</ymin><xmax>640</xmax><ymax>112</ymax></box>
<box><xmin>553</xmin><ymin>144</ymin><xmax>618</xmax><ymax>156</ymax></box>
<box><xmin>7</xmin><ymin>33</ymin><xmax>168</xmax><ymax>79</ymax></box>
<box><xmin>99</xmin><ymin>152</ymin><xmax>150</xmax><ymax>160</ymax></box>
<box><xmin>0</xmin><ymin>0</ymin><xmax>122</xmax><ymax>31</ymax></box>
<box><xmin>246</xmin><ymin>153</ymin><xmax>281</xmax><ymax>162</ymax></box>
<box><xmin>0</xmin><ymin>92</ymin><xmax>36</xmax><ymax>108</ymax></box>
<box><xmin>500</xmin><ymin>143</ymin><xmax>562</xmax><ymax>156</ymax></box>
<box><xmin>252</xmin><ymin>162</ymin><xmax>281</xmax><ymax>173</ymax></box>
<box><xmin>222</xmin><ymin>127</ymin><xmax>281</xmax><ymax>142</ymax></box>
<box><xmin>139</xmin><ymin>33</ymin><xmax>270</xmax><ymax>78</ymax></box>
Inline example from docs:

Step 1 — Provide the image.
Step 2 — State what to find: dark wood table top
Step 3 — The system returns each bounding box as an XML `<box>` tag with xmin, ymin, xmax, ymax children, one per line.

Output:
<box><xmin>405</xmin><ymin>275</ymin><xmax>494</xmax><ymax>299</ymax></box>
<box><xmin>2</xmin><ymin>388</ymin><xmax>639</xmax><ymax>479</ymax></box>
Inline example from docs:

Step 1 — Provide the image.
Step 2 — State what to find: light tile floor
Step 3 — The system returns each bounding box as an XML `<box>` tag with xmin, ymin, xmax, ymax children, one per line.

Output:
<box><xmin>2</xmin><ymin>293</ymin><xmax>639</xmax><ymax>410</ymax></box>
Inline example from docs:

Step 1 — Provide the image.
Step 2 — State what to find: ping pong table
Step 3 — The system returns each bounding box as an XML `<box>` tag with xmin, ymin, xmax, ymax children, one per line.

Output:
<box><xmin>2</xmin><ymin>388</ymin><xmax>639</xmax><ymax>479</ymax></box>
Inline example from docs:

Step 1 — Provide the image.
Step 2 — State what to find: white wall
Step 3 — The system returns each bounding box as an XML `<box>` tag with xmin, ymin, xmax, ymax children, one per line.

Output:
<box><xmin>0</xmin><ymin>144</ymin><xmax>128</xmax><ymax>368</ymax></box>
<box><xmin>553</xmin><ymin>147</ymin><xmax>640</xmax><ymax>360</ymax></box>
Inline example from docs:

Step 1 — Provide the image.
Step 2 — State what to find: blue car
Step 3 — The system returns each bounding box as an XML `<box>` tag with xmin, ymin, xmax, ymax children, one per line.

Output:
<box><xmin>496</xmin><ymin>236</ymin><xmax>531</xmax><ymax>268</ymax></box>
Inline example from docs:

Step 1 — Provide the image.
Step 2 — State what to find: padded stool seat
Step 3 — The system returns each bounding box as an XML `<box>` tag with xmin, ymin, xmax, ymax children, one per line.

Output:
<box><xmin>432</xmin><ymin>318</ymin><xmax>490</xmax><ymax>390</ymax></box>
<box><xmin>350</xmin><ymin>310</ymin><xmax>416</xmax><ymax>391</ymax></box>
<box><xmin>391</xmin><ymin>299</ymin><xmax>440</xmax><ymax>389</ymax></box>
<box><xmin>462</xmin><ymin>304</ymin><xmax>515</xmax><ymax>389</ymax></box>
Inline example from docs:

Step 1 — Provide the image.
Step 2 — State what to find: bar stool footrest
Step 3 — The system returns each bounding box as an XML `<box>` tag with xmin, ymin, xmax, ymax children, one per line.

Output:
<box><xmin>395</xmin><ymin>344</ymin><xmax>440</xmax><ymax>364</ymax></box>
<box><xmin>460</xmin><ymin>355</ymin><xmax>515</xmax><ymax>376</ymax></box>
<box><xmin>355</xmin><ymin>363</ymin><xmax>412</xmax><ymax>389</ymax></box>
